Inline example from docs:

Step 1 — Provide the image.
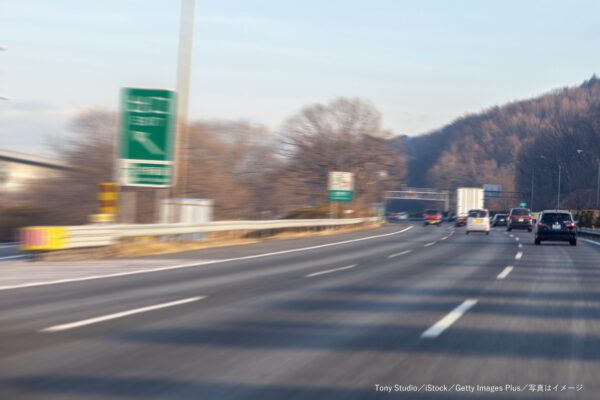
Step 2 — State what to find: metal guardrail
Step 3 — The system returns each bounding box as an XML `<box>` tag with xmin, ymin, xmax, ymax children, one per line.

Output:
<box><xmin>21</xmin><ymin>218</ymin><xmax>380</xmax><ymax>251</ymax></box>
<box><xmin>577</xmin><ymin>227</ymin><xmax>600</xmax><ymax>237</ymax></box>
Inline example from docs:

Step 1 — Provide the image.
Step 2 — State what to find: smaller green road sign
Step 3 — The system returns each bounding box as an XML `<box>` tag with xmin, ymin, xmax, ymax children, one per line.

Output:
<box><xmin>328</xmin><ymin>171</ymin><xmax>354</xmax><ymax>203</ymax></box>
<box><xmin>119</xmin><ymin>88</ymin><xmax>176</xmax><ymax>187</ymax></box>
<box><xmin>519</xmin><ymin>202</ymin><xmax>528</xmax><ymax>207</ymax></box>
<box><xmin>328</xmin><ymin>190</ymin><xmax>353</xmax><ymax>202</ymax></box>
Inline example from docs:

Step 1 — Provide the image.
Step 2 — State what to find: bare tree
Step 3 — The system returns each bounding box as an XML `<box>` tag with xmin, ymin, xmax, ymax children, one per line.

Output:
<box><xmin>280</xmin><ymin>97</ymin><xmax>406</xmax><ymax>212</ymax></box>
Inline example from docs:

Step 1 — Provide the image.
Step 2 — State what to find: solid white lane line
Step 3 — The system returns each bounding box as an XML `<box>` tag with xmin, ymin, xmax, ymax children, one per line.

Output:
<box><xmin>497</xmin><ymin>266</ymin><xmax>514</xmax><ymax>280</ymax></box>
<box><xmin>440</xmin><ymin>235</ymin><xmax>449</xmax><ymax>240</ymax></box>
<box><xmin>305</xmin><ymin>264</ymin><xmax>357</xmax><ymax>278</ymax></box>
<box><xmin>518</xmin><ymin>243</ymin><xmax>523</xmax><ymax>249</ymax></box>
<box><xmin>0</xmin><ymin>255</ymin><xmax>27</xmax><ymax>261</ymax></box>
<box><xmin>0</xmin><ymin>243</ymin><xmax>18</xmax><ymax>249</ymax></box>
<box><xmin>580</xmin><ymin>238</ymin><xmax>600</xmax><ymax>246</ymax></box>
<box><xmin>40</xmin><ymin>296</ymin><xmax>205</xmax><ymax>333</ymax></box>
<box><xmin>0</xmin><ymin>226</ymin><xmax>415</xmax><ymax>291</ymax></box>
<box><xmin>424</xmin><ymin>242</ymin><xmax>436</xmax><ymax>247</ymax></box>
<box><xmin>421</xmin><ymin>299</ymin><xmax>478</xmax><ymax>339</ymax></box>
<box><xmin>388</xmin><ymin>250</ymin><xmax>412</xmax><ymax>259</ymax></box>
<box><xmin>515</xmin><ymin>251</ymin><xmax>523</xmax><ymax>260</ymax></box>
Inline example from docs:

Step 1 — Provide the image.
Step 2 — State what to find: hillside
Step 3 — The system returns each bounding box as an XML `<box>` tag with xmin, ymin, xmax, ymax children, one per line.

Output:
<box><xmin>400</xmin><ymin>76</ymin><xmax>600</xmax><ymax>209</ymax></box>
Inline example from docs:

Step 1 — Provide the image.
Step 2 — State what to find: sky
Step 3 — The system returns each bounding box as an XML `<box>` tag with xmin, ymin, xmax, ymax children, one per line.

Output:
<box><xmin>1</xmin><ymin>0</ymin><xmax>600</xmax><ymax>155</ymax></box>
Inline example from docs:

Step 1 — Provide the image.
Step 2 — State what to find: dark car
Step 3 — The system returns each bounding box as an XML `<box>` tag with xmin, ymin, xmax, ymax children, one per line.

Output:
<box><xmin>423</xmin><ymin>209</ymin><xmax>443</xmax><ymax>226</ymax></box>
<box><xmin>455</xmin><ymin>216</ymin><xmax>467</xmax><ymax>227</ymax></box>
<box><xmin>507</xmin><ymin>208</ymin><xmax>533</xmax><ymax>232</ymax></box>
<box><xmin>492</xmin><ymin>213</ymin><xmax>508</xmax><ymax>227</ymax></box>
<box><xmin>534</xmin><ymin>210</ymin><xmax>577</xmax><ymax>246</ymax></box>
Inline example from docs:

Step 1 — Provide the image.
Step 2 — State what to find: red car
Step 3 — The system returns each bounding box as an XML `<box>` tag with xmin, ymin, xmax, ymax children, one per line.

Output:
<box><xmin>424</xmin><ymin>209</ymin><xmax>443</xmax><ymax>226</ymax></box>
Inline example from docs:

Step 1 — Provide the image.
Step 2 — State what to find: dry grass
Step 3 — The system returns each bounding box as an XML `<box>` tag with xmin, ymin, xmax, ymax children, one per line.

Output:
<box><xmin>41</xmin><ymin>221</ymin><xmax>383</xmax><ymax>261</ymax></box>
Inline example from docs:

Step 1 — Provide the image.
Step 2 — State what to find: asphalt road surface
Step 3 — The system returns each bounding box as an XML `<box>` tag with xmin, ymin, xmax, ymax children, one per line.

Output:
<box><xmin>0</xmin><ymin>224</ymin><xmax>599</xmax><ymax>399</ymax></box>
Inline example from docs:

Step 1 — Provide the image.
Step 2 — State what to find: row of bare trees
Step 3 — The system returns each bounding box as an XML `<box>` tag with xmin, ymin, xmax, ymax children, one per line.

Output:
<box><xmin>4</xmin><ymin>97</ymin><xmax>406</xmax><ymax>231</ymax></box>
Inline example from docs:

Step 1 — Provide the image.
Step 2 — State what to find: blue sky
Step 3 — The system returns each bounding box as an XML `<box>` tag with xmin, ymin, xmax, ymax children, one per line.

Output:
<box><xmin>1</xmin><ymin>0</ymin><xmax>600</xmax><ymax>154</ymax></box>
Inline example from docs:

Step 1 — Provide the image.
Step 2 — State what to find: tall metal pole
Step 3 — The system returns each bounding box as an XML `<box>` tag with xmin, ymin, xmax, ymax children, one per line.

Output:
<box><xmin>173</xmin><ymin>0</ymin><xmax>195</xmax><ymax>200</ymax></box>
<box><xmin>596</xmin><ymin>160</ymin><xmax>600</xmax><ymax>209</ymax></box>
<box><xmin>530</xmin><ymin>168</ymin><xmax>534</xmax><ymax>211</ymax></box>
<box><xmin>557</xmin><ymin>164</ymin><xmax>561</xmax><ymax>209</ymax></box>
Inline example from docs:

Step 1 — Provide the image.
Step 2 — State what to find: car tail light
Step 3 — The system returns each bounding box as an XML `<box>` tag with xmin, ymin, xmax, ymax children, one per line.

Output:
<box><xmin>565</xmin><ymin>222</ymin><xmax>575</xmax><ymax>229</ymax></box>
<box><xmin>537</xmin><ymin>223</ymin><xmax>549</xmax><ymax>229</ymax></box>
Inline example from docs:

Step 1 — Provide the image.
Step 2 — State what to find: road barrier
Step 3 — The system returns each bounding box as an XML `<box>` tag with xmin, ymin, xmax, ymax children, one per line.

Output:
<box><xmin>19</xmin><ymin>218</ymin><xmax>379</xmax><ymax>252</ymax></box>
<box><xmin>577</xmin><ymin>227</ymin><xmax>600</xmax><ymax>238</ymax></box>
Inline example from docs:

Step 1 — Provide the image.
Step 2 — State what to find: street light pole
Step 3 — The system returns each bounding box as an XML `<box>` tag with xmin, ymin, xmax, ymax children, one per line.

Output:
<box><xmin>557</xmin><ymin>164</ymin><xmax>562</xmax><ymax>209</ymax></box>
<box><xmin>530</xmin><ymin>168</ymin><xmax>534</xmax><ymax>211</ymax></box>
<box><xmin>596</xmin><ymin>159</ymin><xmax>600</xmax><ymax>209</ymax></box>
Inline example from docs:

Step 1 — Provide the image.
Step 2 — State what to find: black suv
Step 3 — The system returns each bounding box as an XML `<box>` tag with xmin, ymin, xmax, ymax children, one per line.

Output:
<box><xmin>507</xmin><ymin>208</ymin><xmax>532</xmax><ymax>232</ymax></box>
<box><xmin>492</xmin><ymin>213</ymin><xmax>508</xmax><ymax>227</ymax></box>
<box><xmin>534</xmin><ymin>210</ymin><xmax>577</xmax><ymax>246</ymax></box>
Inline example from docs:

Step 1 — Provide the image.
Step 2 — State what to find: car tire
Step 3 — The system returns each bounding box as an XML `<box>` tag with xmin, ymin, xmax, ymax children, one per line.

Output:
<box><xmin>534</xmin><ymin>238</ymin><xmax>541</xmax><ymax>245</ymax></box>
<box><xmin>527</xmin><ymin>228</ymin><xmax>532</xmax><ymax>232</ymax></box>
<box><xmin>466</xmin><ymin>231</ymin><xmax>470</xmax><ymax>235</ymax></box>
<box><xmin>570</xmin><ymin>239</ymin><xmax>577</xmax><ymax>246</ymax></box>
<box><xmin>507</xmin><ymin>227</ymin><xmax>512</xmax><ymax>232</ymax></box>
<box><xmin>486</xmin><ymin>231</ymin><xmax>490</xmax><ymax>235</ymax></box>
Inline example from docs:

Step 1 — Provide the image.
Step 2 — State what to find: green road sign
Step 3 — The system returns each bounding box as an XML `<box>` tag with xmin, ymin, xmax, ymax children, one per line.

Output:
<box><xmin>328</xmin><ymin>172</ymin><xmax>354</xmax><ymax>202</ymax></box>
<box><xmin>328</xmin><ymin>190</ymin><xmax>353</xmax><ymax>202</ymax></box>
<box><xmin>119</xmin><ymin>88</ymin><xmax>176</xmax><ymax>187</ymax></box>
<box><xmin>519</xmin><ymin>202</ymin><xmax>527</xmax><ymax>207</ymax></box>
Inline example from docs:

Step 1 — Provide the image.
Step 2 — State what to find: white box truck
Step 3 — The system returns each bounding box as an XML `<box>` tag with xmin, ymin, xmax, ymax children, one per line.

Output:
<box><xmin>456</xmin><ymin>188</ymin><xmax>484</xmax><ymax>218</ymax></box>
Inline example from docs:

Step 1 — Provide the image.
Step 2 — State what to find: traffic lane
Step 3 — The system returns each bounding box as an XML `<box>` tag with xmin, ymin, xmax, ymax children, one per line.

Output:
<box><xmin>0</xmin><ymin>243</ymin><xmax>26</xmax><ymax>261</ymax></box>
<box><xmin>0</xmin><ymin>225</ymin><xmax>411</xmax><ymax>289</ymax></box>
<box><xmin>0</xmin><ymin>225</ymin><xmax>521</xmax><ymax>399</ymax></box>
<box><xmin>0</xmin><ymin>224</ymin><xmax>443</xmax><ymax>316</ymax></box>
<box><xmin>0</xmin><ymin>225</ymin><xmax>446</xmax><ymax>345</ymax></box>
<box><xmin>374</xmin><ymin>227</ymin><xmax>600</xmax><ymax>399</ymax></box>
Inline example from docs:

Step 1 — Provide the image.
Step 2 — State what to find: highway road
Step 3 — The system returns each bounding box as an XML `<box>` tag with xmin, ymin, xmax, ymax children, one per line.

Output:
<box><xmin>0</xmin><ymin>224</ymin><xmax>599</xmax><ymax>399</ymax></box>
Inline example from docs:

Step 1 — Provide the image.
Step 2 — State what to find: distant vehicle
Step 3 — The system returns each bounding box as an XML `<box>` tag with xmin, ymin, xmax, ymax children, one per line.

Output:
<box><xmin>397</xmin><ymin>212</ymin><xmax>409</xmax><ymax>221</ymax></box>
<box><xmin>455</xmin><ymin>216</ymin><xmax>467</xmax><ymax>227</ymax></box>
<box><xmin>456</xmin><ymin>188</ymin><xmax>484</xmax><ymax>220</ymax></box>
<box><xmin>492</xmin><ymin>213</ymin><xmax>508</xmax><ymax>227</ymax></box>
<box><xmin>466</xmin><ymin>209</ymin><xmax>490</xmax><ymax>234</ymax></box>
<box><xmin>507</xmin><ymin>208</ymin><xmax>532</xmax><ymax>232</ymax></box>
<box><xmin>534</xmin><ymin>210</ymin><xmax>577</xmax><ymax>246</ymax></box>
<box><xmin>423</xmin><ymin>209</ymin><xmax>443</xmax><ymax>226</ymax></box>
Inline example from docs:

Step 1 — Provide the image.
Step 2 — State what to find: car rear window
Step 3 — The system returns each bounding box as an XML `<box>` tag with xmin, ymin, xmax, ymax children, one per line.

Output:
<box><xmin>541</xmin><ymin>213</ymin><xmax>572</xmax><ymax>224</ymax></box>
<box><xmin>425</xmin><ymin>210</ymin><xmax>440</xmax><ymax>215</ymax></box>
<box><xmin>511</xmin><ymin>209</ymin><xmax>530</xmax><ymax>216</ymax></box>
<box><xmin>468</xmin><ymin>210</ymin><xmax>487</xmax><ymax>218</ymax></box>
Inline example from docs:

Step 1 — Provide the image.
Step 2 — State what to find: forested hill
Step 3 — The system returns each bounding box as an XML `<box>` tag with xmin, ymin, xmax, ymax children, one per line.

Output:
<box><xmin>399</xmin><ymin>76</ymin><xmax>600</xmax><ymax>208</ymax></box>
